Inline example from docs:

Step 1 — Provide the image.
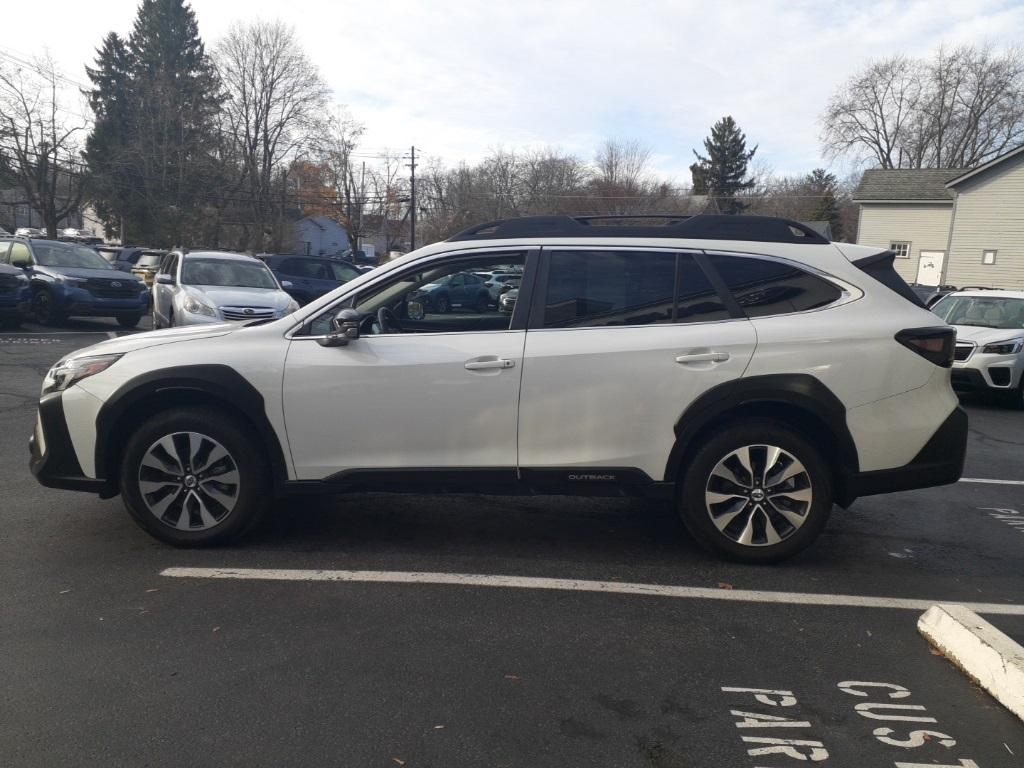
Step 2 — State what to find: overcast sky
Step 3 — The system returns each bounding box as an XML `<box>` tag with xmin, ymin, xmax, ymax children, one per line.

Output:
<box><xmin>4</xmin><ymin>0</ymin><xmax>1024</xmax><ymax>183</ymax></box>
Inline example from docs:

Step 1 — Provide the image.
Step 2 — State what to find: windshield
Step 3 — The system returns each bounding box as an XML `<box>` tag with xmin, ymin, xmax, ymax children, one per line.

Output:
<box><xmin>136</xmin><ymin>254</ymin><xmax>163</xmax><ymax>268</ymax></box>
<box><xmin>182</xmin><ymin>257</ymin><xmax>279</xmax><ymax>289</ymax></box>
<box><xmin>932</xmin><ymin>295</ymin><xmax>1024</xmax><ymax>329</ymax></box>
<box><xmin>32</xmin><ymin>242</ymin><xmax>112</xmax><ymax>270</ymax></box>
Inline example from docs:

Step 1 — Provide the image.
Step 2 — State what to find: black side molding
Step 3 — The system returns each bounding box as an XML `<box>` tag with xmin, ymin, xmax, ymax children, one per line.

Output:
<box><xmin>94</xmin><ymin>364</ymin><xmax>290</xmax><ymax>493</ymax></box>
<box><xmin>665</xmin><ymin>374</ymin><xmax>859</xmax><ymax>483</ymax></box>
<box><xmin>838</xmin><ymin>406</ymin><xmax>967</xmax><ymax>504</ymax></box>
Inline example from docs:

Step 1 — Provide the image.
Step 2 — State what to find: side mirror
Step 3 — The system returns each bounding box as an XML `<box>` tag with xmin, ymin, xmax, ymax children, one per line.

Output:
<box><xmin>156</xmin><ymin>274</ymin><xmax>173</xmax><ymax>285</ymax></box>
<box><xmin>281</xmin><ymin>280</ymin><xmax>293</xmax><ymax>289</ymax></box>
<box><xmin>318</xmin><ymin>308</ymin><xmax>360</xmax><ymax>347</ymax></box>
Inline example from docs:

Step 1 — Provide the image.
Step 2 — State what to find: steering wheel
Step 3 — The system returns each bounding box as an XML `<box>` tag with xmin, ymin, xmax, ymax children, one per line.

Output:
<box><xmin>377</xmin><ymin>306</ymin><xmax>403</xmax><ymax>334</ymax></box>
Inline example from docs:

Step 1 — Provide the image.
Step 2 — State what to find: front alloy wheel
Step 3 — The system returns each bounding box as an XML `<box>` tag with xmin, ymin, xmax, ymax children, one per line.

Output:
<box><xmin>705</xmin><ymin>445</ymin><xmax>812</xmax><ymax>547</ymax></box>
<box><xmin>138</xmin><ymin>432</ymin><xmax>240</xmax><ymax>531</ymax></box>
<box><xmin>121</xmin><ymin>407</ymin><xmax>269</xmax><ymax>546</ymax></box>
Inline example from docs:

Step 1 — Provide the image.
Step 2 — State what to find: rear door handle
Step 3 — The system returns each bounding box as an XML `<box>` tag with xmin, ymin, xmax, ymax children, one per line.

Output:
<box><xmin>465</xmin><ymin>358</ymin><xmax>515</xmax><ymax>371</ymax></box>
<box><xmin>675</xmin><ymin>352</ymin><xmax>730</xmax><ymax>364</ymax></box>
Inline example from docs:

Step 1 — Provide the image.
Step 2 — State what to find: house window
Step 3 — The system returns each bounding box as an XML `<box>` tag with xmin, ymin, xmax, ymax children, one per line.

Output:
<box><xmin>890</xmin><ymin>241</ymin><xmax>911</xmax><ymax>259</ymax></box>
<box><xmin>982</xmin><ymin>249</ymin><xmax>997</xmax><ymax>265</ymax></box>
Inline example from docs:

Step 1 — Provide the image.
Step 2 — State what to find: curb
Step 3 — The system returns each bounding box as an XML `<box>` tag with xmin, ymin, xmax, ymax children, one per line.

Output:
<box><xmin>918</xmin><ymin>604</ymin><xmax>1024</xmax><ymax>722</ymax></box>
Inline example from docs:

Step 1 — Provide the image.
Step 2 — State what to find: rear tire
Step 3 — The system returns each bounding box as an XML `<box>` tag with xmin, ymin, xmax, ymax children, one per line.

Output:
<box><xmin>120</xmin><ymin>407</ymin><xmax>271</xmax><ymax>547</ymax></box>
<box><xmin>678</xmin><ymin>419</ymin><xmax>833</xmax><ymax>563</ymax></box>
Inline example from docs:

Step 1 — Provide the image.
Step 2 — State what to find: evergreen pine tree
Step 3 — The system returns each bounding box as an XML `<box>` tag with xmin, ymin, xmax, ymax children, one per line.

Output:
<box><xmin>689</xmin><ymin>116</ymin><xmax>757</xmax><ymax>214</ymax></box>
<box><xmin>805</xmin><ymin>168</ymin><xmax>842</xmax><ymax>240</ymax></box>
<box><xmin>85</xmin><ymin>0</ymin><xmax>222</xmax><ymax>245</ymax></box>
<box><xmin>84</xmin><ymin>32</ymin><xmax>134</xmax><ymax>239</ymax></box>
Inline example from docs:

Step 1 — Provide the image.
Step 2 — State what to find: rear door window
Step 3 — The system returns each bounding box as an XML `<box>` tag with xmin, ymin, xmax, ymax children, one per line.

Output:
<box><xmin>707</xmin><ymin>254</ymin><xmax>842</xmax><ymax>317</ymax></box>
<box><xmin>541</xmin><ymin>250</ymin><xmax>730</xmax><ymax>328</ymax></box>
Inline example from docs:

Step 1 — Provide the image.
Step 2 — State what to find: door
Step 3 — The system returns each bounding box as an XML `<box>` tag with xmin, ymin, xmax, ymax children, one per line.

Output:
<box><xmin>153</xmin><ymin>253</ymin><xmax>179</xmax><ymax>324</ymax></box>
<box><xmin>282</xmin><ymin>250</ymin><xmax>533</xmax><ymax>480</ymax></box>
<box><xmin>916</xmin><ymin>251</ymin><xmax>945</xmax><ymax>287</ymax></box>
<box><xmin>516</xmin><ymin>248</ymin><xmax>757</xmax><ymax>482</ymax></box>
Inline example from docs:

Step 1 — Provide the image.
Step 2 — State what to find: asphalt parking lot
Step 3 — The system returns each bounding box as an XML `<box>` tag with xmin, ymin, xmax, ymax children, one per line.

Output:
<box><xmin>1</xmin><ymin>321</ymin><xmax>1022</xmax><ymax>767</ymax></box>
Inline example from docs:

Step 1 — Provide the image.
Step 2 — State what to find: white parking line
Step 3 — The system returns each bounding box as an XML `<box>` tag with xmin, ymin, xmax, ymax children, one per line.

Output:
<box><xmin>160</xmin><ymin>568</ymin><xmax>1024</xmax><ymax>616</ymax></box>
<box><xmin>960</xmin><ymin>478</ymin><xmax>1024</xmax><ymax>486</ymax></box>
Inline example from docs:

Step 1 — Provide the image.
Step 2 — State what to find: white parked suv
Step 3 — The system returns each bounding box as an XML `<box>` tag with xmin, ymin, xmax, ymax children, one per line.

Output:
<box><xmin>930</xmin><ymin>289</ymin><xmax>1024</xmax><ymax>409</ymax></box>
<box><xmin>29</xmin><ymin>216</ymin><xmax>967</xmax><ymax>561</ymax></box>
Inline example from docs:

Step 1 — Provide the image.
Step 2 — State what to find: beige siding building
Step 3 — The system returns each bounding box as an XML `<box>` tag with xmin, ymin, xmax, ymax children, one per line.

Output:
<box><xmin>853</xmin><ymin>145</ymin><xmax>1024</xmax><ymax>289</ymax></box>
<box><xmin>944</xmin><ymin>147</ymin><xmax>1024</xmax><ymax>288</ymax></box>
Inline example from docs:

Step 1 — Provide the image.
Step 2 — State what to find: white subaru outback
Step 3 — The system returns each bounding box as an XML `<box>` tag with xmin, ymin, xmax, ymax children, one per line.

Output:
<box><xmin>30</xmin><ymin>215</ymin><xmax>967</xmax><ymax>562</ymax></box>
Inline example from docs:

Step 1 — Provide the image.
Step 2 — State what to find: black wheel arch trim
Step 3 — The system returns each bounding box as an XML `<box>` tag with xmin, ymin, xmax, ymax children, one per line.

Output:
<box><xmin>94</xmin><ymin>364</ymin><xmax>290</xmax><ymax>494</ymax></box>
<box><xmin>665</xmin><ymin>373</ymin><xmax>860</xmax><ymax>488</ymax></box>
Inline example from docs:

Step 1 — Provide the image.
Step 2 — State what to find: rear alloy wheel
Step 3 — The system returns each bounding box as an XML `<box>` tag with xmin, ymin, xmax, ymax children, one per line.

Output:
<box><xmin>679</xmin><ymin>420</ymin><xmax>832</xmax><ymax>562</ymax></box>
<box><xmin>120</xmin><ymin>408</ymin><xmax>270</xmax><ymax>546</ymax></box>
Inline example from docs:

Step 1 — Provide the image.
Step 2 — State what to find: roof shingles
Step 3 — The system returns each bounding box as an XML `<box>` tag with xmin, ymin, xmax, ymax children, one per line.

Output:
<box><xmin>853</xmin><ymin>169</ymin><xmax>962</xmax><ymax>202</ymax></box>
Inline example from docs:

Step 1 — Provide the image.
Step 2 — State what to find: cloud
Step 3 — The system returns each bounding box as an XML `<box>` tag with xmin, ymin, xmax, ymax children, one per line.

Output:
<box><xmin>7</xmin><ymin>0</ymin><xmax>1024</xmax><ymax>181</ymax></box>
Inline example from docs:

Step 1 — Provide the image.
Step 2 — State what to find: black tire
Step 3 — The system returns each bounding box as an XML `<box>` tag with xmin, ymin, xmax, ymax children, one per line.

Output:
<box><xmin>151</xmin><ymin>306</ymin><xmax>162</xmax><ymax>329</ymax></box>
<box><xmin>1007</xmin><ymin>378</ymin><xmax>1024</xmax><ymax>411</ymax></box>
<box><xmin>678</xmin><ymin>419</ymin><xmax>833</xmax><ymax>563</ymax></box>
<box><xmin>117</xmin><ymin>314</ymin><xmax>143</xmax><ymax>329</ymax></box>
<box><xmin>32</xmin><ymin>288</ymin><xmax>66</xmax><ymax>326</ymax></box>
<box><xmin>435</xmin><ymin>294</ymin><xmax>450</xmax><ymax>313</ymax></box>
<box><xmin>167</xmin><ymin>308</ymin><xmax>175</xmax><ymax>328</ymax></box>
<box><xmin>119</xmin><ymin>407</ymin><xmax>271</xmax><ymax>547</ymax></box>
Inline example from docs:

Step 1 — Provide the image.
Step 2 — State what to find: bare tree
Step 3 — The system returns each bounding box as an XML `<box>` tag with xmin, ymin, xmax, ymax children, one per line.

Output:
<box><xmin>823</xmin><ymin>45</ymin><xmax>1024</xmax><ymax>169</ymax></box>
<box><xmin>312</xmin><ymin>108</ymin><xmax>367</xmax><ymax>253</ymax></box>
<box><xmin>593</xmin><ymin>138</ymin><xmax>653</xmax><ymax>190</ymax></box>
<box><xmin>216</xmin><ymin>20</ymin><xmax>328</xmax><ymax>250</ymax></box>
<box><xmin>0</xmin><ymin>55</ymin><xmax>88</xmax><ymax>237</ymax></box>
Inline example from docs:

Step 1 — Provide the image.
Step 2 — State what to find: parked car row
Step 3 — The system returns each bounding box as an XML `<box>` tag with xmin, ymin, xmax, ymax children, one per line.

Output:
<box><xmin>0</xmin><ymin>236</ymin><xmax>150</xmax><ymax>327</ymax></box>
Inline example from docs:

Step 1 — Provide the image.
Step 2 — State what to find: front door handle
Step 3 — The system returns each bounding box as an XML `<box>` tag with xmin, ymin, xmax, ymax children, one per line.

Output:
<box><xmin>465</xmin><ymin>358</ymin><xmax>515</xmax><ymax>371</ymax></box>
<box><xmin>675</xmin><ymin>352</ymin><xmax>730</xmax><ymax>364</ymax></box>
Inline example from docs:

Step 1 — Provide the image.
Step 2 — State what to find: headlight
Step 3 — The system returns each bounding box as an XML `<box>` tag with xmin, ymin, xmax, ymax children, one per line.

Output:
<box><xmin>16</xmin><ymin>272</ymin><xmax>29</xmax><ymax>283</ymax></box>
<box><xmin>56</xmin><ymin>274</ymin><xmax>86</xmax><ymax>284</ymax></box>
<box><xmin>284</xmin><ymin>299</ymin><xmax>300</xmax><ymax>315</ymax></box>
<box><xmin>42</xmin><ymin>354</ymin><xmax>122</xmax><ymax>395</ymax></box>
<box><xmin>183</xmin><ymin>296</ymin><xmax>217</xmax><ymax>317</ymax></box>
<box><xmin>982</xmin><ymin>339</ymin><xmax>1024</xmax><ymax>355</ymax></box>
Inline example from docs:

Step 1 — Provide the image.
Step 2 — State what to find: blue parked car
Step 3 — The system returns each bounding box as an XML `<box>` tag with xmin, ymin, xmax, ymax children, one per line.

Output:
<box><xmin>1</xmin><ymin>238</ymin><xmax>150</xmax><ymax>327</ymax></box>
<box><xmin>259</xmin><ymin>254</ymin><xmax>363</xmax><ymax>305</ymax></box>
<box><xmin>0</xmin><ymin>261</ymin><xmax>32</xmax><ymax>327</ymax></box>
<box><xmin>410</xmin><ymin>270</ymin><xmax>491</xmax><ymax>314</ymax></box>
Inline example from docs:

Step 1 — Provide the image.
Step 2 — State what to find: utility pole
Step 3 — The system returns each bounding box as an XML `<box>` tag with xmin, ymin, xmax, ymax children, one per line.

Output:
<box><xmin>408</xmin><ymin>145</ymin><xmax>417</xmax><ymax>251</ymax></box>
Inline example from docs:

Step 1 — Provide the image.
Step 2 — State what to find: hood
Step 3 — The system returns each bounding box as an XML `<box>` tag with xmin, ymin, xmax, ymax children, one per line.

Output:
<box><xmin>952</xmin><ymin>325</ymin><xmax>1024</xmax><ymax>345</ymax></box>
<box><xmin>41</xmin><ymin>266</ymin><xmax>143</xmax><ymax>282</ymax></box>
<box><xmin>61</xmin><ymin>323</ymin><xmax>235</xmax><ymax>362</ymax></box>
<box><xmin>187</xmin><ymin>285</ymin><xmax>292</xmax><ymax>309</ymax></box>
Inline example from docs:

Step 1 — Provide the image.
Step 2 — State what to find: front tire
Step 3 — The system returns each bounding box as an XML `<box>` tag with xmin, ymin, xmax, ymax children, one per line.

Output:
<box><xmin>117</xmin><ymin>314</ymin><xmax>143</xmax><ymax>329</ymax></box>
<box><xmin>32</xmin><ymin>288</ymin><xmax>66</xmax><ymax>326</ymax></box>
<box><xmin>678</xmin><ymin>419</ymin><xmax>833</xmax><ymax>563</ymax></box>
<box><xmin>120</xmin><ymin>408</ymin><xmax>270</xmax><ymax>546</ymax></box>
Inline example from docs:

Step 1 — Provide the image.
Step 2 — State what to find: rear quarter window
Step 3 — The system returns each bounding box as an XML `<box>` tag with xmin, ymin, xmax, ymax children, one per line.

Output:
<box><xmin>708</xmin><ymin>254</ymin><xmax>843</xmax><ymax>317</ymax></box>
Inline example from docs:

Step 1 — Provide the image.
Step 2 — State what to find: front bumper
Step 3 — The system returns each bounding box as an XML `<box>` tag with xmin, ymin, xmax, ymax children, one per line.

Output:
<box><xmin>29</xmin><ymin>393</ymin><xmax>113</xmax><ymax>495</ymax></box>
<box><xmin>837</xmin><ymin>406</ymin><xmax>967</xmax><ymax>505</ymax></box>
<box><xmin>951</xmin><ymin>357</ymin><xmax>1021</xmax><ymax>391</ymax></box>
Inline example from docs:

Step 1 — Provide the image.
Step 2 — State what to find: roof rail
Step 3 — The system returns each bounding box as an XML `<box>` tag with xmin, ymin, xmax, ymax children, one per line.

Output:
<box><xmin>447</xmin><ymin>214</ymin><xmax>830</xmax><ymax>244</ymax></box>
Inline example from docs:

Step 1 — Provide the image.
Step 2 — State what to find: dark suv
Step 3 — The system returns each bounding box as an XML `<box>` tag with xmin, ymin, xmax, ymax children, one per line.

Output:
<box><xmin>261</xmin><ymin>254</ymin><xmax>362</xmax><ymax>305</ymax></box>
<box><xmin>2</xmin><ymin>238</ymin><xmax>149</xmax><ymax>327</ymax></box>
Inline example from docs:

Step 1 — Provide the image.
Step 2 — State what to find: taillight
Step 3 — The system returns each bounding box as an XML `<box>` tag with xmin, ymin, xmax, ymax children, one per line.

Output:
<box><xmin>895</xmin><ymin>327</ymin><xmax>956</xmax><ymax>367</ymax></box>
